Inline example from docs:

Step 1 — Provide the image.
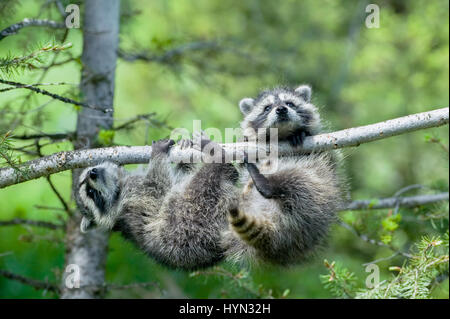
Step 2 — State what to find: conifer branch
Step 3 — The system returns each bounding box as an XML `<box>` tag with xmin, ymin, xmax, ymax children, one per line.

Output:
<box><xmin>0</xmin><ymin>79</ymin><xmax>112</xmax><ymax>113</ymax></box>
<box><xmin>0</xmin><ymin>18</ymin><xmax>66</xmax><ymax>41</ymax></box>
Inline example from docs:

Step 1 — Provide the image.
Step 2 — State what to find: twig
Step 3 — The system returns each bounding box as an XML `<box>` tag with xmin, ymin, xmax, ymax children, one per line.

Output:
<box><xmin>0</xmin><ymin>79</ymin><xmax>112</xmax><ymax>113</ymax></box>
<box><xmin>0</xmin><ymin>269</ymin><xmax>60</xmax><ymax>293</ymax></box>
<box><xmin>37</xmin><ymin>56</ymin><xmax>78</xmax><ymax>70</ymax></box>
<box><xmin>427</xmin><ymin>137</ymin><xmax>449</xmax><ymax>154</ymax></box>
<box><xmin>10</xmin><ymin>113</ymin><xmax>167</xmax><ymax>141</ymax></box>
<box><xmin>34</xmin><ymin>205</ymin><xmax>67</xmax><ymax>212</ymax></box>
<box><xmin>11</xmin><ymin>132</ymin><xmax>73</xmax><ymax>141</ymax></box>
<box><xmin>345</xmin><ymin>193</ymin><xmax>449</xmax><ymax>211</ymax></box>
<box><xmin>0</xmin><ymin>18</ymin><xmax>66</xmax><ymax>41</ymax></box>
<box><xmin>362</xmin><ymin>252</ymin><xmax>401</xmax><ymax>266</ymax></box>
<box><xmin>338</xmin><ymin>221</ymin><xmax>413</xmax><ymax>258</ymax></box>
<box><xmin>0</xmin><ymin>218</ymin><xmax>64</xmax><ymax>230</ymax></box>
<box><xmin>0</xmin><ymin>81</ymin><xmax>77</xmax><ymax>93</ymax></box>
<box><xmin>118</xmin><ymin>41</ymin><xmax>220</xmax><ymax>64</ymax></box>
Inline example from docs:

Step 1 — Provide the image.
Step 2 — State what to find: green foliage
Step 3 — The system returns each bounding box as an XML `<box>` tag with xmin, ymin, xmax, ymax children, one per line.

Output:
<box><xmin>320</xmin><ymin>260</ymin><xmax>358</xmax><ymax>298</ymax></box>
<box><xmin>382</xmin><ymin>214</ymin><xmax>402</xmax><ymax>232</ymax></box>
<box><xmin>0</xmin><ymin>43</ymin><xmax>72</xmax><ymax>76</ymax></box>
<box><xmin>0</xmin><ymin>131</ymin><xmax>21</xmax><ymax>168</ymax></box>
<box><xmin>0</xmin><ymin>0</ymin><xmax>448</xmax><ymax>298</ymax></box>
<box><xmin>0</xmin><ymin>0</ymin><xmax>21</xmax><ymax>20</ymax></box>
<box><xmin>322</xmin><ymin>232</ymin><xmax>449</xmax><ymax>299</ymax></box>
<box><xmin>98</xmin><ymin>129</ymin><xmax>115</xmax><ymax>146</ymax></box>
<box><xmin>190</xmin><ymin>267</ymin><xmax>289</xmax><ymax>299</ymax></box>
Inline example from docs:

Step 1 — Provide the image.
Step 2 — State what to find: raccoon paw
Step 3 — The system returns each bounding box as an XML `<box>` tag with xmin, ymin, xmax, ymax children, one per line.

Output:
<box><xmin>193</xmin><ymin>131</ymin><xmax>225</xmax><ymax>161</ymax></box>
<box><xmin>177</xmin><ymin>138</ymin><xmax>194</xmax><ymax>150</ymax></box>
<box><xmin>152</xmin><ymin>138</ymin><xmax>175</xmax><ymax>156</ymax></box>
<box><xmin>192</xmin><ymin>131</ymin><xmax>215</xmax><ymax>151</ymax></box>
<box><xmin>287</xmin><ymin>130</ymin><xmax>309</xmax><ymax>147</ymax></box>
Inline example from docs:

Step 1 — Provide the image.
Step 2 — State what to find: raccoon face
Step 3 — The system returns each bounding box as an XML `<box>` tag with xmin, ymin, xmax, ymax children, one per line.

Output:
<box><xmin>239</xmin><ymin>85</ymin><xmax>321</xmax><ymax>140</ymax></box>
<box><xmin>78</xmin><ymin>162</ymin><xmax>122</xmax><ymax>232</ymax></box>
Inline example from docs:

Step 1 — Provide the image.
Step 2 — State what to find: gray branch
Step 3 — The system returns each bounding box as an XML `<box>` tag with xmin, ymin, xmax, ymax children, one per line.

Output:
<box><xmin>0</xmin><ymin>269</ymin><xmax>60</xmax><ymax>293</ymax></box>
<box><xmin>345</xmin><ymin>192</ymin><xmax>449</xmax><ymax>211</ymax></box>
<box><xmin>0</xmin><ymin>79</ymin><xmax>112</xmax><ymax>113</ymax></box>
<box><xmin>0</xmin><ymin>18</ymin><xmax>66</xmax><ymax>41</ymax></box>
<box><xmin>118</xmin><ymin>41</ymin><xmax>220</xmax><ymax>64</ymax></box>
<box><xmin>0</xmin><ymin>107</ymin><xmax>448</xmax><ymax>189</ymax></box>
<box><xmin>0</xmin><ymin>218</ymin><xmax>64</xmax><ymax>229</ymax></box>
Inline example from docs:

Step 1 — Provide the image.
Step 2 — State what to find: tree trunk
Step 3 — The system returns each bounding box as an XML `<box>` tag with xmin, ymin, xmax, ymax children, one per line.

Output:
<box><xmin>61</xmin><ymin>0</ymin><xmax>120</xmax><ymax>299</ymax></box>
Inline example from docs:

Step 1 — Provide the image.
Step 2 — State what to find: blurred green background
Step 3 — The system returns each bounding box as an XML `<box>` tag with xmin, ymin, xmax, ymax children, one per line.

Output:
<box><xmin>0</xmin><ymin>0</ymin><xmax>448</xmax><ymax>298</ymax></box>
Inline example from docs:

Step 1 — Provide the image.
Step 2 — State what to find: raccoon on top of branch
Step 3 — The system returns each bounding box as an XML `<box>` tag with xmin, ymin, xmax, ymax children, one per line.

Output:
<box><xmin>238</xmin><ymin>85</ymin><xmax>321</xmax><ymax>148</ymax></box>
<box><xmin>224</xmin><ymin>85</ymin><xmax>348</xmax><ymax>266</ymax></box>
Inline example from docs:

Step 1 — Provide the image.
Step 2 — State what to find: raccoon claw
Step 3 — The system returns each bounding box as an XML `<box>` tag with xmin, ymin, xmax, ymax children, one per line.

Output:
<box><xmin>193</xmin><ymin>131</ymin><xmax>214</xmax><ymax>151</ymax></box>
<box><xmin>177</xmin><ymin>138</ymin><xmax>193</xmax><ymax>150</ymax></box>
<box><xmin>193</xmin><ymin>131</ymin><xmax>225</xmax><ymax>159</ymax></box>
<box><xmin>152</xmin><ymin>138</ymin><xmax>175</xmax><ymax>156</ymax></box>
<box><xmin>288</xmin><ymin>131</ymin><xmax>308</xmax><ymax>147</ymax></box>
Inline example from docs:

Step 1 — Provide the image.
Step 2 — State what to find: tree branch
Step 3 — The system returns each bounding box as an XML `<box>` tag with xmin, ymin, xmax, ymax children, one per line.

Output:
<box><xmin>0</xmin><ymin>79</ymin><xmax>112</xmax><ymax>113</ymax></box>
<box><xmin>0</xmin><ymin>107</ymin><xmax>448</xmax><ymax>189</ymax></box>
<box><xmin>0</xmin><ymin>268</ymin><xmax>159</xmax><ymax>296</ymax></box>
<box><xmin>345</xmin><ymin>192</ymin><xmax>449</xmax><ymax>211</ymax></box>
<box><xmin>10</xmin><ymin>132</ymin><xmax>73</xmax><ymax>141</ymax></box>
<box><xmin>0</xmin><ymin>18</ymin><xmax>66</xmax><ymax>41</ymax></box>
<box><xmin>118</xmin><ymin>41</ymin><xmax>220</xmax><ymax>64</ymax></box>
<box><xmin>338</xmin><ymin>221</ymin><xmax>413</xmax><ymax>258</ymax></box>
<box><xmin>0</xmin><ymin>218</ymin><xmax>64</xmax><ymax>229</ymax></box>
<box><xmin>0</xmin><ymin>269</ymin><xmax>60</xmax><ymax>293</ymax></box>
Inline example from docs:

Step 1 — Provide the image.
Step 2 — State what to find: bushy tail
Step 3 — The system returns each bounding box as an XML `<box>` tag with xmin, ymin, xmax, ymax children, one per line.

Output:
<box><xmin>228</xmin><ymin>208</ymin><xmax>271</xmax><ymax>246</ymax></box>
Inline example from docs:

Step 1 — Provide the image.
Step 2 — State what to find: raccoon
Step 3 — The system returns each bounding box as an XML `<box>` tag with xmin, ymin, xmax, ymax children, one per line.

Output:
<box><xmin>77</xmin><ymin>85</ymin><xmax>345</xmax><ymax>269</ymax></box>
<box><xmin>77</xmin><ymin>138</ymin><xmax>239</xmax><ymax>271</ymax></box>
<box><xmin>223</xmin><ymin>85</ymin><xmax>346</xmax><ymax>266</ymax></box>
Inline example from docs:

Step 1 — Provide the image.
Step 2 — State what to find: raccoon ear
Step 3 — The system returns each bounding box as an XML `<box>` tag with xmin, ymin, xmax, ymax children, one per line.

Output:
<box><xmin>239</xmin><ymin>98</ymin><xmax>255</xmax><ymax>115</ymax></box>
<box><xmin>294</xmin><ymin>85</ymin><xmax>312</xmax><ymax>102</ymax></box>
<box><xmin>80</xmin><ymin>216</ymin><xmax>96</xmax><ymax>233</ymax></box>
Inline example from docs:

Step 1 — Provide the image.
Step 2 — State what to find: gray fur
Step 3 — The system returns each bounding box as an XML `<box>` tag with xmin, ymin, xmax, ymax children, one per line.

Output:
<box><xmin>77</xmin><ymin>85</ymin><xmax>346</xmax><ymax>269</ymax></box>
<box><xmin>228</xmin><ymin>85</ymin><xmax>347</xmax><ymax>266</ymax></box>
<box><xmin>77</xmin><ymin>140</ymin><xmax>239</xmax><ymax>270</ymax></box>
<box><xmin>239</xmin><ymin>85</ymin><xmax>321</xmax><ymax>142</ymax></box>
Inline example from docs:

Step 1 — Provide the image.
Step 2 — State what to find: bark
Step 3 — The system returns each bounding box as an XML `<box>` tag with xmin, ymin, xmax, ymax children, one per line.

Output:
<box><xmin>345</xmin><ymin>192</ymin><xmax>449</xmax><ymax>210</ymax></box>
<box><xmin>0</xmin><ymin>18</ymin><xmax>66</xmax><ymax>41</ymax></box>
<box><xmin>60</xmin><ymin>0</ymin><xmax>120</xmax><ymax>299</ymax></box>
<box><xmin>0</xmin><ymin>107</ymin><xmax>448</xmax><ymax>189</ymax></box>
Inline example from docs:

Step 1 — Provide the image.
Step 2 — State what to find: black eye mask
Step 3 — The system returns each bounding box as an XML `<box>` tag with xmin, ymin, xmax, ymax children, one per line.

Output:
<box><xmin>86</xmin><ymin>184</ymin><xmax>106</xmax><ymax>214</ymax></box>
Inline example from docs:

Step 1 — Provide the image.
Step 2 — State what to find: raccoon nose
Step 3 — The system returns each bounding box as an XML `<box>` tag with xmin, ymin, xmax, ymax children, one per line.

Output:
<box><xmin>89</xmin><ymin>168</ymin><xmax>98</xmax><ymax>180</ymax></box>
<box><xmin>276</xmin><ymin>106</ymin><xmax>288</xmax><ymax>115</ymax></box>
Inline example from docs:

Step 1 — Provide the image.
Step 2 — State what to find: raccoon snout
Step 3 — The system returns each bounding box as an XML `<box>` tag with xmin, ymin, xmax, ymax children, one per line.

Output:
<box><xmin>89</xmin><ymin>167</ymin><xmax>105</xmax><ymax>181</ymax></box>
<box><xmin>276</xmin><ymin>106</ymin><xmax>288</xmax><ymax>115</ymax></box>
<box><xmin>89</xmin><ymin>168</ymin><xmax>98</xmax><ymax>180</ymax></box>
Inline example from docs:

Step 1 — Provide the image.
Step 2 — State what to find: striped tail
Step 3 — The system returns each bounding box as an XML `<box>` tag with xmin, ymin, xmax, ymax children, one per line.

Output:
<box><xmin>228</xmin><ymin>208</ymin><xmax>268</xmax><ymax>246</ymax></box>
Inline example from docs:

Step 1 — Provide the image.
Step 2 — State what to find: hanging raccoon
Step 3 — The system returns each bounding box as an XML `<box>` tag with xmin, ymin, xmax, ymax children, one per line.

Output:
<box><xmin>77</xmin><ymin>84</ymin><xmax>347</xmax><ymax>270</ymax></box>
